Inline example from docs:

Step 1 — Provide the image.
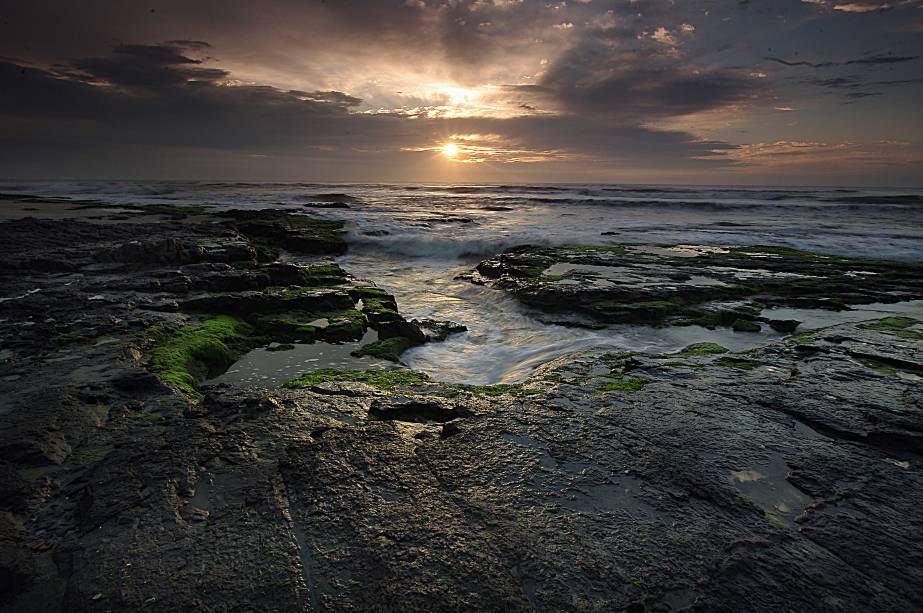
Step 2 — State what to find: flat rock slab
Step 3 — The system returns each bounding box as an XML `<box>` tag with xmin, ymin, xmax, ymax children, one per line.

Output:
<box><xmin>466</xmin><ymin>244</ymin><xmax>923</xmax><ymax>327</ymax></box>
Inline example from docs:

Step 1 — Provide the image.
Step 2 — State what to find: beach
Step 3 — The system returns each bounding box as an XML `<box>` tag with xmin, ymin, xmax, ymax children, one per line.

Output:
<box><xmin>1</xmin><ymin>185</ymin><xmax>922</xmax><ymax>610</ymax></box>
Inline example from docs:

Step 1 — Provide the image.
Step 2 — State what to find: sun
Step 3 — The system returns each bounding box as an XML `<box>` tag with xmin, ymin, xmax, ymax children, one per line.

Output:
<box><xmin>441</xmin><ymin>143</ymin><xmax>459</xmax><ymax>158</ymax></box>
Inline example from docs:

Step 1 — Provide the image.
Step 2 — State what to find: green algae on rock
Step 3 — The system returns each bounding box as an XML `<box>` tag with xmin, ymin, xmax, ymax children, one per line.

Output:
<box><xmin>679</xmin><ymin>342</ymin><xmax>729</xmax><ymax>357</ymax></box>
<box><xmin>732</xmin><ymin>318</ymin><xmax>761</xmax><ymax>333</ymax></box>
<box><xmin>283</xmin><ymin>368</ymin><xmax>431</xmax><ymax>390</ymax></box>
<box><xmin>769</xmin><ymin>319</ymin><xmax>801</xmax><ymax>333</ymax></box>
<box><xmin>451</xmin><ymin>383</ymin><xmax>543</xmax><ymax>397</ymax></box>
<box><xmin>219</xmin><ymin>209</ymin><xmax>347</xmax><ymax>255</ymax></box>
<box><xmin>859</xmin><ymin>316</ymin><xmax>922</xmax><ymax>340</ymax></box>
<box><xmin>350</xmin><ymin>337</ymin><xmax>412</xmax><ymax>362</ymax></box>
<box><xmin>465</xmin><ymin>243</ymin><xmax>923</xmax><ymax>330</ymax></box>
<box><xmin>598</xmin><ymin>376</ymin><xmax>651</xmax><ymax>393</ymax></box>
<box><xmin>147</xmin><ymin>315</ymin><xmax>253</xmax><ymax>396</ymax></box>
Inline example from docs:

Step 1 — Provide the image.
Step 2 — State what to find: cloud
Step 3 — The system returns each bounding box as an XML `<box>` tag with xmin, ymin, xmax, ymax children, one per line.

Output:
<box><xmin>68</xmin><ymin>43</ymin><xmax>230</xmax><ymax>87</ymax></box>
<box><xmin>799</xmin><ymin>0</ymin><xmax>900</xmax><ymax>11</ymax></box>
<box><xmin>165</xmin><ymin>40</ymin><xmax>213</xmax><ymax>49</ymax></box>
<box><xmin>0</xmin><ymin>41</ymin><xmax>738</xmax><ymax>179</ymax></box>
<box><xmin>723</xmin><ymin>140</ymin><xmax>922</xmax><ymax>172</ymax></box>
<box><xmin>765</xmin><ymin>53</ymin><xmax>917</xmax><ymax>68</ymax></box>
<box><xmin>727</xmin><ymin>140</ymin><xmax>860</xmax><ymax>161</ymax></box>
<box><xmin>801</xmin><ymin>73</ymin><xmax>922</xmax><ymax>100</ymax></box>
<box><xmin>523</xmin><ymin>26</ymin><xmax>759</xmax><ymax>121</ymax></box>
<box><xmin>648</xmin><ymin>26</ymin><xmax>679</xmax><ymax>46</ymax></box>
<box><xmin>833</xmin><ymin>2</ymin><xmax>893</xmax><ymax>12</ymax></box>
<box><xmin>765</xmin><ymin>57</ymin><xmax>840</xmax><ymax>68</ymax></box>
<box><xmin>845</xmin><ymin>53</ymin><xmax>919</xmax><ymax>64</ymax></box>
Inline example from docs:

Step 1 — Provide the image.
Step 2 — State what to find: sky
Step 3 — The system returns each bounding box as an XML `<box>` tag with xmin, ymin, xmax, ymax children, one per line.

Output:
<box><xmin>1</xmin><ymin>0</ymin><xmax>921</xmax><ymax>185</ymax></box>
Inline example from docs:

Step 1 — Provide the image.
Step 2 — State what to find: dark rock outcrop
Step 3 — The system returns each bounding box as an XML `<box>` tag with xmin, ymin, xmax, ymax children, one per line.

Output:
<box><xmin>465</xmin><ymin>244</ymin><xmax>923</xmax><ymax>328</ymax></box>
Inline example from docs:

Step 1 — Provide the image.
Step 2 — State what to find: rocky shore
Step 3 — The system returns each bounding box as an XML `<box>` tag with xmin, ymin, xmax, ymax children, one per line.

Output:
<box><xmin>464</xmin><ymin>243</ymin><xmax>923</xmax><ymax>330</ymax></box>
<box><xmin>1</xmin><ymin>204</ymin><xmax>922</xmax><ymax>612</ymax></box>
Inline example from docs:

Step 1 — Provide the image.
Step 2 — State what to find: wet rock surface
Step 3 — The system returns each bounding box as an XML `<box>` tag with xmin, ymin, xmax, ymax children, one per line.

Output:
<box><xmin>1</xmin><ymin>212</ymin><xmax>922</xmax><ymax>612</ymax></box>
<box><xmin>465</xmin><ymin>244</ymin><xmax>923</xmax><ymax>328</ymax></box>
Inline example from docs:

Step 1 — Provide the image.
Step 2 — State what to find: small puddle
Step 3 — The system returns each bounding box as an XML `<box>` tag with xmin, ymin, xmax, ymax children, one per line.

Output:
<box><xmin>189</xmin><ymin>471</ymin><xmax>213</xmax><ymax>512</ymax></box>
<box><xmin>501</xmin><ymin>433</ymin><xmax>662</xmax><ymax>516</ymax></box>
<box><xmin>630</xmin><ymin>245</ymin><xmax>730</xmax><ymax>258</ymax></box>
<box><xmin>501</xmin><ymin>433</ymin><xmax>557</xmax><ymax>469</ymax></box>
<box><xmin>729</xmin><ymin>454</ymin><xmax>811</xmax><ymax>526</ymax></box>
<box><xmin>290</xmin><ymin>517</ymin><xmax>332</xmax><ymax>610</ymax></box>
<box><xmin>544</xmin><ymin>263</ymin><xmax>726</xmax><ymax>288</ymax></box>
<box><xmin>761</xmin><ymin>299</ymin><xmax>923</xmax><ymax>331</ymax></box>
<box><xmin>705</xmin><ymin>266</ymin><xmax>817</xmax><ymax>280</ymax></box>
<box><xmin>545</xmin><ymin>263</ymin><xmax>627</xmax><ymax>277</ymax></box>
<box><xmin>554</xmin><ymin>467</ymin><xmax>656</xmax><ymax>515</ymax></box>
<box><xmin>208</xmin><ymin>329</ymin><xmax>393</xmax><ymax>387</ymax></box>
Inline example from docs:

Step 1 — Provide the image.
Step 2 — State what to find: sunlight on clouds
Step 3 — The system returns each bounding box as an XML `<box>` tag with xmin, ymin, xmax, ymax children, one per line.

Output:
<box><xmin>438</xmin><ymin>85</ymin><xmax>479</xmax><ymax>106</ymax></box>
<box><xmin>404</xmin><ymin>133</ymin><xmax>580</xmax><ymax>164</ymax></box>
<box><xmin>359</xmin><ymin>81</ymin><xmax>547</xmax><ymax>118</ymax></box>
<box><xmin>718</xmin><ymin>140</ymin><xmax>922</xmax><ymax>170</ymax></box>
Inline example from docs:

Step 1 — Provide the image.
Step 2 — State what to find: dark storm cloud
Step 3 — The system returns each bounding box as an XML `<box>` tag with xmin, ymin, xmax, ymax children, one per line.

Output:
<box><xmin>475</xmin><ymin>116</ymin><xmax>735</xmax><ymax>165</ymax></box>
<box><xmin>0</xmin><ymin>1</ymin><xmax>756</xmax><ymax>87</ymax></box>
<box><xmin>110</xmin><ymin>44</ymin><xmax>204</xmax><ymax>65</ymax></box>
<box><xmin>70</xmin><ymin>43</ymin><xmax>230</xmax><ymax>87</ymax></box>
<box><xmin>765</xmin><ymin>57</ymin><xmax>841</xmax><ymax>68</ymax></box>
<box><xmin>801</xmin><ymin>72</ymin><xmax>922</xmax><ymax>100</ymax></box>
<box><xmin>766</xmin><ymin>53</ymin><xmax>918</xmax><ymax>68</ymax></box>
<box><xmin>528</xmin><ymin>63</ymin><xmax>757</xmax><ymax>120</ymax></box>
<box><xmin>0</xmin><ymin>45</ymin><xmax>357</xmax><ymax>132</ymax></box>
<box><xmin>522</xmin><ymin>26</ymin><xmax>759</xmax><ymax>121</ymax></box>
<box><xmin>809</xmin><ymin>76</ymin><xmax>863</xmax><ymax>88</ymax></box>
<box><xmin>165</xmin><ymin>40</ymin><xmax>213</xmax><ymax>49</ymax></box>
<box><xmin>766</xmin><ymin>46</ymin><xmax>921</xmax><ymax>102</ymax></box>
<box><xmin>846</xmin><ymin>53</ymin><xmax>919</xmax><ymax>64</ymax></box>
<box><xmin>0</xmin><ymin>40</ymin><xmax>729</xmax><ymax>176</ymax></box>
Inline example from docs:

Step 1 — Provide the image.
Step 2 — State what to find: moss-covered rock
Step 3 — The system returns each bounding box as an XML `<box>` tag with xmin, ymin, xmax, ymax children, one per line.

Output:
<box><xmin>321</xmin><ymin>309</ymin><xmax>367</xmax><ymax>342</ymax></box>
<box><xmin>251</xmin><ymin>313</ymin><xmax>318</xmax><ymax>343</ymax></box>
<box><xmin>468</xmin><ymin>243</ymin><xmax>923</xmax><ymax>330</ymax></box>
<box><xmin>732</xmin><ymin>319</ymin><xmax>761</xmax><ymax>333</ymax></box>
<box><xmin>769</xmin><ymin>319</ymin><xmax>801</xmax><ymax>333</ymax></box>
<box><xmin>351</xmin><ymin>337</ymin><xmax>412</xmax><ymax>362</ymax></box>
<box><xmin>855</xmin><ymin>356</ymin><xmax>897</xmax><ymax>376</ymax></box>
<box><xmin>283</xmin><ymin>368</ymin><xmax>430</xmax><ymax>390</ymax></box>
<box><xmin>589</xmin><ymin>299</ymin><xmax>684</xmax><ymax>324</ymax></box>
<box><xmin>679</xmin><ymin>343</ymin><xmax>729</xmax><ymax>357</ymax></box>
<box><xmin>859</xmin><ymin>316</ymin><xmax>922</xmax><ymax>340</ymax></box>
<box><xmin>220</xmin><ymin>210</ymin><xmax>347</xmax><ymax>255</ymax></box>
<box><xmin>147</xmin><ymin>315</ymin><xmax>253</xmax><ymax>397</ymax></box>
<box><xmin>183</xmin><ymin>286</ymin><xmax>355</xmax><ymax>318</ymax></box>
<box><xmin>293</xmin><ymin>263</ymin><xmax>350</xmax><ymax>287</ymax></box>
<box><xmin>350</xmin><ymin>287</ymin><xmax>425</xmax><ymax>346</ymax></box>
<box><xmin>560</xmin><ymin>244</ymin><xmax>628</xmax><ymax>255</ymax></box>
<box><xmin>450</xmin><ymin>383</ymin><xmax>542</xmax><ymax>397</ymax></box>
<box><xmin>413</xmin><ymin>319</ymin><xmax>468</xmax><ymax>342</ymax></box>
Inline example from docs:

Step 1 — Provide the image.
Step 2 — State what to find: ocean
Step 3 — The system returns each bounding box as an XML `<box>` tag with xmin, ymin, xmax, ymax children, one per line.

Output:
<box><xmin>4</xmin><ymin>180</ymin><xmax>922</xmax><ymax>383</ymax></box>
